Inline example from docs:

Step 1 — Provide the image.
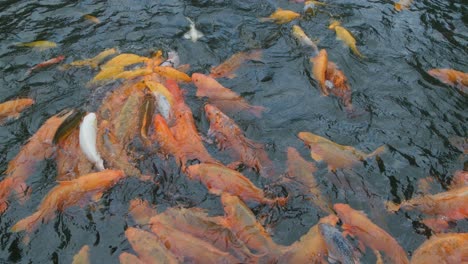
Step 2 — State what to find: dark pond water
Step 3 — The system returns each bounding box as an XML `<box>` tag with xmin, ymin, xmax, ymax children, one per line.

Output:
<box><xmin>0</xmin><ymin>0</ymin><xmax>466</xmax><ymax>263</ymax></box>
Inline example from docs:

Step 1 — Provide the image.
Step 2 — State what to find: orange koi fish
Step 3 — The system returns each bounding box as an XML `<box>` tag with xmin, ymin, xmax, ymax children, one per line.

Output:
<box><xmin>205</xmin><ymin>104</ymin><xmax>274</xmax><ymax>177</ymax></box>
<box><xmin>386</xmin><ymin>186</ymin><xmax>468</xmax><ymax>231</ymax></box>
<box><xmin>428</xmin><ymin>68</ymin><xmax>468</xmax><ymax>94</ymax></box>
<box><xmin>220</xmin><ymin>192</ymin><xmax>286</xmax><ymax>258</ymax></box>
<box><xmin>149</xmin><ymin>207</ymin><xmax>254</xmax><ymax>262</ymax></box>
<box><xmin>83</xmin><ymin>14</ymin><xmax>100</xmax><ymax>24</ymax></box>
<box><xmin>279</xmin><ymin>215</ymin><xmax>339</xmax><ymax>263</ymax></box>
<box><xmin>153</xmin><ymin>66</ymin><xmax>191</xmax><ymax>82</ymax></box>
<box><xmin>311</xmin><ymin>49</ymin><xmax>328</xmax><ymax>95</ymax></box>
<box><xmin>395</xmin><ymin>0</ymin><xmax>413</xmax><ymax>11</ymax></box>
<box><xmin>0</xmin><ymin>110</ymin><xmax>73</xmax><ymax>214</ymax></box>
<box><xmin>125</xmin><ymin>227</ymin><xmax>179</xmax><ymax>264</ymax></box>
<box><xmin>128</xmin><ymin>199</ymin><xmax>158</xmax><ymax>226</ymax></box>
<box><xmin>192</xmin><ymin>73</ymin><xmax>266</xmax><ymax>117</ymax></box>
<box><xmin>11</xmin><ymin>170</ymin><xmax>125</xmax><ymax>233</ymax></box>
<box><xmin>25</xmin><ymin>55</ymin><xmax>65</xmax><ymax>76</ymax></box>
<box><xmin>150</xmin><ymin>115</ymin><xmax>181</xmax><ymax>160</ymax></box>
<box><xmin>0</xmin><ymin>98</ymin><xmax>34</xmax><ymax>124</ymax></box>
<box><xmin>186</xmin><ymin>163</ymin><xmax>286</xmax><ymax>206</ymax></box>
<box><xmin>286</xmin><ymin>147</ymin><xmax>332</xmax><ymax>213</ymax></box>
<box><xmin>260</xmin><ymin>8</ymin><xmax>300</xmax><ymax>24</ymax></box>
<box><xmin>149</xmin><ymin>220</ymin><xmax>241</xmax><ymax>264</ymax></box>
<box><xmin>334</xmin><ymin>203</ymin><xmax>410</xmax><ymax>264</ymax></box>
<box><xmin>210</xmin><ymin>50</ymin><xmax>262</xmax><ymax>79</ymax></box>
<box><xmin>72</xmin><ymin>245</ymin><xmax>90</xmax><ymax>264</ymax></box>
<box><xmin>411</xmin><ymin>233</ymin><xmax>468</xmax><ymax>264</ymax></box>
<box><xmin>298</xmin><ymin>132</ymin><xmax>386</xmax><ymax>171</ymax></box>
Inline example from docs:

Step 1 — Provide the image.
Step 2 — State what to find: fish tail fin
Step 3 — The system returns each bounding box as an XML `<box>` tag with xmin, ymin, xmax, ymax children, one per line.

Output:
<box><xmin>249</xmin><ymin>49</ymin><xmax>263</xmax><ymax>61</ymax></box>
<box><xmin>275</xmin><ymin>196</ymin><xmax>288</xmax><ymax>207</ymax></box>
<box><xmin>394</xmin><ymin>3</ymin><xmax>403</xmax><ymax>11</ymax></box>
<box><xmin>368</xmin><ymin>145</ymin><xmax>387</xmax><ymax>158</ymax></box>
<box><xmin>248</xmin><ymin>105</ymin><xmax>267</xmax><ymax>118</ymax></box>
<box><xmin>259</xmin><ymin>17</ymin><xmax>272</xmax><ymax>23</ymax></box>
<box><xmin>352</xmin><ymin>47</ymin><xmax>365</xmax><ymax>59</ymax></box>
<box><xmin>385</xmin><ymin>201</ymin><xmax>401</xmax><ymax>212</ymax></box>
<box><xmin>11</xmin><ymin>211</ymin><xmax>43</xmax><ymax>233</ymax></box>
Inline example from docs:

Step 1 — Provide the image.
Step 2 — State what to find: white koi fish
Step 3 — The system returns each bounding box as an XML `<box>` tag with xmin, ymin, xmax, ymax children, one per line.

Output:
<box><xmin>79</xmin><ymin>113</ymin><xmax>105</xmax><ymax>171</ymax></box>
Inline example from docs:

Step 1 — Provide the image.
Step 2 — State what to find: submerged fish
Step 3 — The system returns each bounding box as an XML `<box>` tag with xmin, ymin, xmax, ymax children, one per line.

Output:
<box><xmin>298</xmin><ymin>132</ymin><xmax>386</xmax><ymax>171</ymax></box>
<box><xmin>66</xmin><ymin>48</ymin><xmax>119</xmax><ymax>69</ymax></box>
<box><xmin>186</xmin><ymin>163</ymin><xmax>286</xmax><ymax>206</ymax></box>
<box><xmin>260</xmin><ymin>8</ymin><xmax>300</xmax><ymax>24</ymax></box>
<box><xmin>125</xmin><ymin>227</ymin><xmax>179</xmax><ymax>264</ymax></box>
<box><xmin>25</xmin><ymin>55</ymin><xmax>65</xmax><ymax>76</ymax></box>
<box><xmin>411</xmin><ymin>233</ymin><xmax>468</xmax><ymax>264</ymax></box>
<box><xmin>183</xmin><ymin>17</ymin><xmax>204</xmax><ymax>42</ymax></box>
<box><xmin>119</xmin><ymin>252</ymin><xmax>143</xmax><ymax>264</ymax></box>
<box><xmin>72</xmin><ymin>245</ymin><xmax>90</xmax><ymax>264</ymax></box>
<box><xmin>291</xmin><ymin>25</ymin><xmax>319</xmax><ymax>55</ymax></box>
<box><xmin>83</xmin><ymin>14</ymin><xmax>100</xmax><ymax>24</ymax></box>
<box><xmin>79</xmin><ymin>113</ymin><xmax>105</xmax><ymax>171</ymax></box>
<box><xmin>0</xmin><ymin>110</ymin><xmax>73</xmax><ymax>214</ymax></box>
<box><xmin>11</xmin><ymin>170</ymin><xmax>125</xmax><ymax>233</ymax></box>
<box><xmin>221</xmin><ymin>193</ymin><xmax>286</xmax><ymax>257</ymax></box>
<box><xmin>286</xmin><ymin>147</ymin><xmax>332</xmax><ymax>213</ymax></box>
<box><xmin>428</xmin><ymin>68</ymin><xmax>468</xmax><ymax>94</ymax></box>
<box><xmin>329</xmin><ymin>21</ymin><xmax>364</xmax><ymax>58</ymax></box>
<box><xmin>205</xmin><ymin>104</ymin><xmax>274</xmax><ymax>177</ymax></box>
<box><xmin>334</xmin><ymin>203</ymin><xmax>410</xmax><ymax>264</ymax></box>
<box><xmin>192</xmin><ymin>73</ymin><xmax>266</xmax><ymax>117</ymax></box>
<box><xmin>16</xmin><ymin>40</ymin><xmax>57</xmax><ymax>49</ymax></box>
<box><xmin>0</xmin><ymin>98</ymin><xmax>34</xmax><ymax>124</ymax></box>
<box><xmin>394</xmin><ymin>0</ymin><xmax>413</xmax><ymax>11</ymax></box>
<box><xmin>386</xmin><ymin>186</ymin><xmax>468</xmax><ymax>231</ymax></box>
<box><xmin>318</xmin><ymin>223</ymin><xmax>360</xmax><ymax>264</ymax></box>
<box><xmin>210</xmin><ymin>49</ymin><xmax>262</xmax><ymax>79</ymax></box>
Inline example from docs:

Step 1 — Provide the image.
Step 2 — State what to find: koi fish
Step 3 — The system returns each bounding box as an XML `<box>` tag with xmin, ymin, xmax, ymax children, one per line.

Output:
<box><xmin>149</xmin><ymin>220</ymin><xmax>241</xmax><ymax>264</ymax></box>
<box><xmin>205</xmin><ymin>104</ymin><xmax>274</xmax><ymax>177</ymax></box>
<box><xmin>326</xmin><ymin>60</ymin><xmax>353</xmax><ymax>108</ymax></box>
<box><xmin>186</xmin><ymin>163</ymin><xmax>286</xmax><ymax>206</ymax></box>
<box><xmin>411</xmin><ymin>233</ymin><xmax>468</xmax><ymax>264</ymax></box>
<box><xmin>25</xmin><ymin>55</ymin><xmax>65</xmax><ymax>76</ymax></box>
<box><xmin>0</xmin><ymin>110</ymin><xmax>73</xmax><ymax>214</ymax></box>
<box><xmin>91</xmin><ymin>54</ymin><xmax>149</xmax><ymax>83</ymax></box>
<box><xmin>72</xmin><ymin>245</ymin><xmax>90</xmax><ymax>264</ymax></box>
<box><xmin>79</xmin><ymin>113</ymin><xmax>105</xmax><ymax>171</ymax></box>
<box><xmin>183</xmin><ymin>17</ymin><xmax>204</xmax><ymax>42</ymax></box>
<box><xmin>279</xmin><ymin>215</ymin><xmax>339</xmax><ymax>263</ymax></box>
<box><xmin>16</xmin><ymin>40</ymin><xmax>57</xmax><ymax>49</ymax></box>
<box><xmin>395</xmin><ymin>0</ymin><xmax>413</xmax><ymax>11</ymax></box>
<box><xmin>210</xmin><ymin>50</ymin><xmax>262</xmax><ymax>79</ymax></box>
<box><xmin>149</xmin><ymin>207</ymin><xmax>254</xmax><ymax>262</ymax></box>
<box><xmin>428</xmin><ymin>69</ymin><xmax>468</xmax><ymax>94</ymax></box>
<box><xmin>450</xmin><ymin>170</ymin><xmax>468</xmax><ymax>189</ymax></box>
<box><xmin>260</xmin><ymin>8</ymin><xmax>300</xmax><ymax>24</ymax></box>
<box><xmin>125</xmin><ymin>227</ymin><xmax>179</xmax><ymax>264</ymax></box>
<box><xmin>291</xmin><ymin>25</ymin><xmax>319</xmax><ymax>55</ymax></box>
<box><xmin>329</xmin><ymin>21</ymin><xmax>364</xmax><ymax>58</ymax></box>
<box><xmin>298</xmin><ymin>131</ymin><xmax>386</xmax><ymax>171</ymax></box>
<box><xmin>192</xmin><ymin>73</ymin><xmax>266</xmax><ymax>117</ymax></box>
<box><xmin>66</xmin><ymin>48</ymin><xmax>119</xmax><ymax>69</ymax></box>
<box><xmin>160</xmin><ymin>50</ymin><xmax>180</xmax><ymax>68</ymax></box>
<box><xmin>334</xmin><ymin>203</ymin><xmax>410</xmax><ymax>264</ymax></box>
<box><xmin>150</xmin><ymin>115</ymin><xmax>181</xmax><ymax>162</ymax></box>
<box><xmin>11</xmin><ymin>170</ymin><xmax>125</xmax><ymax>233</ymax></box>
<box><xmin>0</xmin><ymin>98</ymin><xmax>34</xmax><ymax>124</ymax></box>
<box><xmin>128</xmin><ymin>199</ymin><xmax>158</xmax><ymax>226</ymax></box>
<box><xmin>113</xmin><ymin>90</ymin><xmax>145</xmax><ymax>144</ymax></box>
<box><xmin>83</xmin><ymin>14</ymin><xmax>100</xmax><ymax>24</ymax></box>
<box><xmin>153</xmin><ymin>66</ymin><xmax>191</xmax><ymax>82</ymax></box>
<box><xmin>318</xmin><ymin>223</ymin><xmax>360</xmax><ymax>264</ymax></box>
<box><xmin>311</xmin><ymin>49</ymin><xmax>329</xmax><ymax>95</ymax></box>
<box><xmin>220</xmin><ymin>192</ymin><xmax>286</xmax><ymax>257</ymax></box>
<box><xmin>286</xmin><ymin>147</ymin><xmax>332</xmax><ymax>213</ymax></box>
<box><xmin>138</xmin><ymin>94</ymin><xmax>155</xmax><ymax>145</ymax></box>
<box><xmin>386</xmin><ymin>186</ymin><xmax>468</xmax><ymax>231</ymax></box>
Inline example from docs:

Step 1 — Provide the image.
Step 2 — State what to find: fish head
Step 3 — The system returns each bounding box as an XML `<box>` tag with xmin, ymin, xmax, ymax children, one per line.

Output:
<box><xmin>191</xmin><ymin>73</ymin><xmax>207</xmax><ymax>86</ymax></box>
<box><xmin>204</xmin><ymin>104</ymin><xmax>224</xmax><ymax>125</ymax></box>
<box><xmin>298</xmin><ymin>132</ymin><xmax>323</xmax><ymax>146</ymax></box>
<box><xmin>333</xmin><ymin>203</ymin><xmax>353</xmax><ymax>223</ymax></box>
<box><xmin>329</xmin><ymin>20</ymin><xmax>340</xmax><ymax>30</ymax></box>
<box><xmin>185</xmin><ymin>164</ymin><xmax>200</xmax><ymax>179</ymax></box>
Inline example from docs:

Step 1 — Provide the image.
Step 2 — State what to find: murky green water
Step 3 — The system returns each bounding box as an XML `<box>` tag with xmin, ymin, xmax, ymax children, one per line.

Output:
<box><xmin>0</xmin><ymin>0</ymin><xmax>466</xmax><ymax>263</ymax></box>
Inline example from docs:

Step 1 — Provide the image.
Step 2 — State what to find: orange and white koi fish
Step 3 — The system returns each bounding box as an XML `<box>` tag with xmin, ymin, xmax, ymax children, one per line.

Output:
<box><xmin>11</xmin><ymin>170</ymin><xmax>125</xmax><ymax>233</ymax></box>
<box><xmin>25</xmin><ymin>55</ymin><xmax>65</xmax><ymax>76</ymax></box>
<box><xmin>72</xmin><ymin>245</ymin><xmax>90</xmax><ymax>264</ymax></box>
<box><xmin>205</xmin><ymin>104</ymin><xmax>274</xmax><ymax>177</ymax></box>
<box><xmin>125</xmin><ymin>227</ymin><xmax>179</xmax><ymax>264</ymax></box>
<box><xmin>186</xmin><ymin>163</ymin><xmax>286</xmax><ymax>206</ymax></box>
<box><xmin>260</xmin><ymin>8</ymin><xmax>300</xmax><ymax>24</ymax></box>
<box><xmin>0</xmin><ymin>110</ymin><xmax>73</xmax><ymax>214</ymax></box>
<box><xmin>298</xmin><ymin>131</ymin><xmax>386</xmax><ymax>171</ymax></box>
<box><xmin>0</xmin><ymin>98</ymin><xmax>34</xmax><ymax>124</ymax></box>
<box><xmin>411</xmin><ymin>233</ymin><xmax>468</xmax><ymax>264</ymax></box>
<box><xmin>329</xmin><ymin>21</ymin><xmax>364</xmax><ymax>58</ymax></box>
<box><xmin>395</xmin><ymin>0</ymin><xmax>413</xmax><ymax>11</ymax></box>
<box><xmin>210</xmin><ymin>50</ymin><xmax>262</xmax><ymax>79</ymax></box>
<box><xmin>428</xmin><ymin>68</ymin><xmax>468</xmax><ymax>94</ymax></box>
<box><xmin>291</xmin><ymin>25</ymin><xmax>319</xmax><ymax>55</ymax></box>
<box><xmin>334</xmin><ymin>203</ymin><xmax>410</xmax><ymax>264</ymax></box>
<box><xmin>286</xmin><ymin>147</ymin><xmax>332</xmax><ymax>213</ymax></box>
<box><xmin>192</xmin><ymin>73</ymin><xmax>266</xmax><ymax>117</ymax></box>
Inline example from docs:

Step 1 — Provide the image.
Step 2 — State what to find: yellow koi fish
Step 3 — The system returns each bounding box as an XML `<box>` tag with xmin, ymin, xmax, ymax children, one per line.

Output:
<box><xmin>16</xmin><ymin>40</ymin><xmax>57</xmax><ymax>49</ymax></box>
<box><xmin>66</xmin><ymin>48</ymin><xmax>118</xmax><ymax>69</ymax></box>
<box><xmin>329</xmin><ymin>21</ymin><xmax>364</xmax><ymax>58</ymax></box>
<box><xmin>260</xmin><ymin>8</ymin><xmax>300</xmax><ymax>24</ymax></box>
